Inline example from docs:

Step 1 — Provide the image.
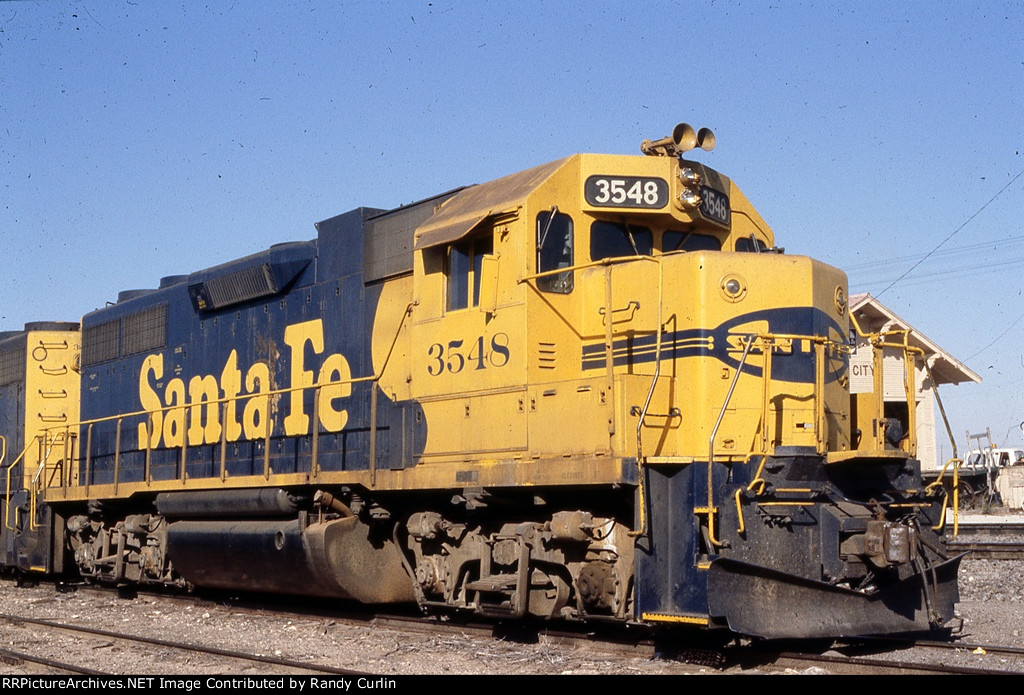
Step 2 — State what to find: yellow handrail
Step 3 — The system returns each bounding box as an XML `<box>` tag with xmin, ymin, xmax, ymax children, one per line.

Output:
<box><xmin>849</xmin><ymin>312</ymin><xmax>961</xmax><ymax>530</ymax></box>
<box><xmin>29</xmin><ymin>432</ymin><xmax>67</xmax><ymax>529</ymax></box>
<box><xmin>925</xmin><ymin>456</ymin><xmax>963</xmax><ymax>536</ymax></box>
<box><xmin>705</xmin><ymin>335</ymin><xmax>757</xmax><ymax>548</ymax></box>
<box><xmin>4</xmin><ymin>437</ymin><xmax>36</xmax><ymax>531</ymax></box>
<box><xmin>729</xmin><ymin>332</ymin><xmax>847</xmax><ymax>538</ymax></box>
<box><xmin>36</xmin><ymin>302</ymin><xmax>417</xmax><ymax>494</ymax></box>
<box><xmin>631</xmin><ymin>257</ymin><xmax>665</xmax><ymax>539</ymax></box>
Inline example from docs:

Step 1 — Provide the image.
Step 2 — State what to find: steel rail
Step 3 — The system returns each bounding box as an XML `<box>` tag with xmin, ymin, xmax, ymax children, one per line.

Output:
<box><xmin>0</xmin><ymin>612</ymin><xmax>367</xmax><ymax>676</ymax></box>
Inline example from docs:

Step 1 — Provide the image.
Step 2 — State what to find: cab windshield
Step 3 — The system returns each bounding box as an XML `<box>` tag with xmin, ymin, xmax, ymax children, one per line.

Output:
<box><xmin>590</xmin><ymin>220</ymin><xmax>722</xmax><ymax>261</ymax></box>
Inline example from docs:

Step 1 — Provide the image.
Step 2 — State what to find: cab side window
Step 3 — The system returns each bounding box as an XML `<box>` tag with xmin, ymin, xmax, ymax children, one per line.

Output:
<box><xmin>536</xmin><ymin>210</ymin><xmax>573</xmax><ymax>294</ymax></box>
<box><xmin>447</xmin><ymin>234</ymin><xmax>494</xmax><ymax>311</ymax></box>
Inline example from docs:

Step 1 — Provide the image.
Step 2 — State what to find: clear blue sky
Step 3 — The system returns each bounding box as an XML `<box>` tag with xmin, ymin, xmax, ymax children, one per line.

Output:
<box><xmin>2</xmin><ymin>1</ymin><xmax>1023</xmax><ymax>453</ymax></box>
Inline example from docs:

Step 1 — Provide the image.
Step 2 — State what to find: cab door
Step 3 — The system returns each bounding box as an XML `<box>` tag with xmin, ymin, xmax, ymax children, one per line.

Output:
<box><xmin>409</xmin><ymin>220</ymin><xmax>529</xmax><ymax>462</ymax></box>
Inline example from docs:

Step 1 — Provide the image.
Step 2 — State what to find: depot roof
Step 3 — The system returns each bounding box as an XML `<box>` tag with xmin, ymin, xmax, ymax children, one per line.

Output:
<box><xmin>850</xmin><ymin>293</ymin><xmax>981</xmax><ymax>386</ymax></box>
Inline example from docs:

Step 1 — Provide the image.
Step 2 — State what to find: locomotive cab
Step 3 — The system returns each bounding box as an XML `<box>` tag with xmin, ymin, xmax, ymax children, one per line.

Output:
<box><xmin>391</xmin><ymin>127</ymin><xmax>960</xmax><ymax>635</ymax></box>
<box><xmin>399</xmin><ymin>143</ymin><xmax>847</xmax><ymax>468</ymax></box>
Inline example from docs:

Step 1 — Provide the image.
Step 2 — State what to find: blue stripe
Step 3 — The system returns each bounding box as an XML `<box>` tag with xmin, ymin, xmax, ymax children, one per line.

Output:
<box><xmin>580</xmin><ymin>308</ymin><xmax>847</xmax><ymax>384</ymax></box>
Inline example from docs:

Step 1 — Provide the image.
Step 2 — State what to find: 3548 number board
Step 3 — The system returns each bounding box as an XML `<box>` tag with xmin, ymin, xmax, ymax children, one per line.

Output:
<box><xmin>584</xmin><ymin>176</ymin><xmax>667</xmax><ymax>209</ymax></box>
<box><xmin>584</xmin><ymin>174</ymin><xmax>731</xmax><ymax>228</ymax></box>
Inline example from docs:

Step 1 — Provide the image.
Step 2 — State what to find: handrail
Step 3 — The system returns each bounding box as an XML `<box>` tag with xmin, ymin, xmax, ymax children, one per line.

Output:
<box><xmin>922</xmin><ymin>358</ymin><xmax>960</xmax><ymax>536</ymax></box>
<box><xmin>630</xmin><ymin>257</ymin><xmax>665</xmax><ymax>539</ymax></box>
<box><xmin>872</xmin><ymin>336</ymin><xmax>924</xmax><ymax>454</ymax></box>
<box><xmin>4</xmin><ymin>437</ymin><xmax>36</xmax><ymax>531</ymax></box>
<box><xmin>369</xmin><ymin>302</ymin><xmax>415</xmax><ymax>486</ymax></box>
<box><xmin>635</xmin><ymin>260</ymin><xmax>665</xmax><ymax>465</ymax></box>
<box><xmin>728</xmin><ymin>332</ymin><xmax>849</xmax><ymax>538</ymax></box>
<box><xmin>705</xmin><ymin>336</ymin><xmax>756</xmax><ymax>547</ymax></box>
<box><xmin>517</xmin><ymin>253</ymin><xmax>665</xmax><ymax>286</ymax></box>
<box><xmin>730</xmin><ymin>331</ymin><xmax>842</xmax><ymax>460</ymax></box>
<box><xmin>36</xmin><ymin>302</ymin><xmax>417</xmax><ymax>493</ymax></box>
<box><xmin>30</xmin><ymin>433</ymin><xmax>65</xmax><ymax>529</ymax></box>
<box><xmin>848</xmin><ymin>312</ymin><xmax>960</xmax><ymax>527</ymax></box>
<box><xmin>848</xmin><ymin>311</ymin><xmax>938</xmax><ymax>457</ymax></box>
<box><xmin>925</xmin><ymin>457</ymin><xmax>962</xmax><ymax>536</ymax></box>
<box><xmin>39</xmin><ymin>374</ymin><xmax>372</xmax><ymax>490</ymax></box>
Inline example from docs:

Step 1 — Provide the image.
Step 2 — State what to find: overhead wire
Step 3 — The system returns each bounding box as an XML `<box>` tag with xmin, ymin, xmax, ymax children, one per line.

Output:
<box><xmin>844</xmin><ymin>234</ymin><xmax>1024</xmax><ymax>273</ymax></box>
<box><xmin>875</xmin><ymin>168</ymin><xmax>1024</xmax><ymax>299</ymax></box>
<box><xmin>966</xmin><ymin>312</ymin><xmax>1024</xmax><ymax>361</ymax></box>
<box><xmin>853</xmin><ymin>168</ymin><xmax>1024</xmax><ymax>364</ymax></box>
<box><xmin>853</xmin><ymin>254</ymin><xmax>1024</xmax><ymax>290</ymax></box>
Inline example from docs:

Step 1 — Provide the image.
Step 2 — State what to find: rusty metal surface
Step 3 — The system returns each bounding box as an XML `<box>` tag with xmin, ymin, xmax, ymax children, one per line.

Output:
<box><xmin>155</xmin><ymin>488</ymin><xmax>306</xmax><ymax>518</ymax></box>
<box><xmin>165</xmin><ymin>516</ymin><xmax>415</xmax><ymax>603</ymax></box>
<box><xmin>706</xmin><ymin>554</ymin><xmax>963</xmax><ymax>639</ymax></box>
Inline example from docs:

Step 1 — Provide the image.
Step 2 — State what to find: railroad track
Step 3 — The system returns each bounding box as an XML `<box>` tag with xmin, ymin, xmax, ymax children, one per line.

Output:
<box><xmin>949</xmin><ymin>521</ymin><xmax>1024</xmax><ymax>538</ymax></box>
<box><xmin>0</xmin><ymin>612</ymin><xmax>370</xmax><ymax>676</ymax></box>
<box><xmin>947</xmin><ymin>540</ymin><xmax>1024</xmax><ymax>560</ymax></box>
<box><xmin>0</xmin><ymin>580</ymin><xmax>682</xmax><ymax>675</ymax></box>
<box><xmin>2</xmin><ymin>577</ymin><xmax>1022</xmax><ymax>676</ymax></box>
<box><xmin>0</xmin><ymin>646</ymin><xmax>106</xmax><ymax>675</ymax></box>
<box><xmin>823</xmin><ymin>635</ymin><xmax>1024</xmax><ymax>675</ymax></box>
<box><xmin>67</xmin><ymin>582</ymin><xmax>660</xmax><ymax>661</ymax></box>
<box><xmin>761</xmin><ymin>645</ymin><xmax>1023</xmax><ymax>675</ymax></box>
<box><xmin>945</xmin><ymin>518</ymin><xmax>1024</xmax><ymax>559</ymax></box>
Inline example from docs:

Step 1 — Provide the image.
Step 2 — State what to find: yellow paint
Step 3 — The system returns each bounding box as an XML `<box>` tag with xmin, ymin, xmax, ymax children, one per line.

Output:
<box><xmin>317</xmin><ymin>353</ymin><xmax>352</xmax><ymax>432</ymax></box>
<box><xmin>162</xmin><ymin>378</ymin><xmax>186</xmax><ymax>447</ymax></box>
<box><xmin>283</xmin><ymin>319</ymin><xmax>323</xmax><ymax>435</ymax></box>
<box><xmin>242</xmin><ymin>361</ymin><xmax>272</xmax><ymax>438</ymax></box>
<box><xmin>641</xmin><ymin>613</ymin><xmax>710</xmax><ymax>625</ymax></box>
<box><xmin>221</xmin><ymin>350</ymin><xmax>244</xmax><ymax>441</ymax></box>
<box><xmin>138</xmin><ymin>354</ymin><xmax>165</xmax><ymax>448</ymax></box>
<box><xmin>34</xmin><ymin>150</ymin><xmax>898</xmax><ymax>522</ymax></box>
<box><xmin>136</xmin><ymin>318</ymin><xmax>350</xmax><ymax>448</ymax></box>
<box><xmin>187</xmin><ymin>374</ymin><xmax>221</xmax><ymax>445</ymax></box>
<box><xmin>14</xmin><ymin>327</ymin><xmax>81</xmax><ymax>487</ymax></box>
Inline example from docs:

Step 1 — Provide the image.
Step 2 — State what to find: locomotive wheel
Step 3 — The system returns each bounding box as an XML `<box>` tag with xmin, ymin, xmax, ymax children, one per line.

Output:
<box><xmin>527</xmin><ymin>564</ymin><xmax>572</xmax><ymax>619</ymax></box>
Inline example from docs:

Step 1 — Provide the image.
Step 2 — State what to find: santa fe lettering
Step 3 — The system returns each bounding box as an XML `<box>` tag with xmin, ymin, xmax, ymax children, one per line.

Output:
<box><xmin>138</xmin><ymin>318</ymin><xmax>352</xmax><ymax>449</ymax></box>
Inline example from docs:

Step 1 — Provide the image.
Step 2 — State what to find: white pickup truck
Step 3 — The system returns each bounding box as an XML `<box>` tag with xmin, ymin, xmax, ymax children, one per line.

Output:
<box><xmin>962</xmin><ymin>447</ymin><xmax>1024</xmax><ymax>472</ymax></box>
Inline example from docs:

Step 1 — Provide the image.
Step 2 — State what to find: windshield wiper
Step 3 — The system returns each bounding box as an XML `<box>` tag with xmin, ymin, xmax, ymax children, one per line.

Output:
<box><xmin>538</xmin><ymin>205</ymin><xmax>559</xmax><ymax>250</ymax></box>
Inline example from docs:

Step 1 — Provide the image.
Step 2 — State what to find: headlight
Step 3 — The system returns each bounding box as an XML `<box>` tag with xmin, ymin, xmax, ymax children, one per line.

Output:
<box><xmin>720</xmin><ymin>274</ymin><xmax>747</xmax><ymax>302</ymax></box>
<box><xmin>677</xmin><ymin>189</ymin><xmax>702</xmax><ymax>209</ymax></box>
<box><xmin>678</xmin><ymin>167</ymin><xmax>701</xmax><ymax>186</ymax></box>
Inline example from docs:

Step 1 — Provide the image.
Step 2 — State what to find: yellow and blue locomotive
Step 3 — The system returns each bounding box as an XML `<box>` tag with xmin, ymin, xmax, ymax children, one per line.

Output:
<box><xmin>0</xmin><ymin>125</ymin><xmax>961</xmax><ymax>639</ymax></box>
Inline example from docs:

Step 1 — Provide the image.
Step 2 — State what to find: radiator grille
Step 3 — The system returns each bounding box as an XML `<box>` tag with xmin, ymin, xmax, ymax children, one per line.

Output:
<box><xmin>82</xmin><ymin>319</ymin><xmax>120</xmax><ymax>366</ymax></box>
<box><xmin>122</xmin><ymin>304</ymin><xmax>168</xmax><ymax>356</ymax></box>
<box><xmin>0</xmin><ymin>339</ymin><xmax>26</xmax><ymax>386</ymax></box>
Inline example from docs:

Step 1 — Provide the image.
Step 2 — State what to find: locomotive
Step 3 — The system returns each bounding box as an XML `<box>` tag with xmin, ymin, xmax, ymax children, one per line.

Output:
<box><xmin>0</xmin><ymin>124</ymin><xmax>962</xmax><ymax>639</ymax></box>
